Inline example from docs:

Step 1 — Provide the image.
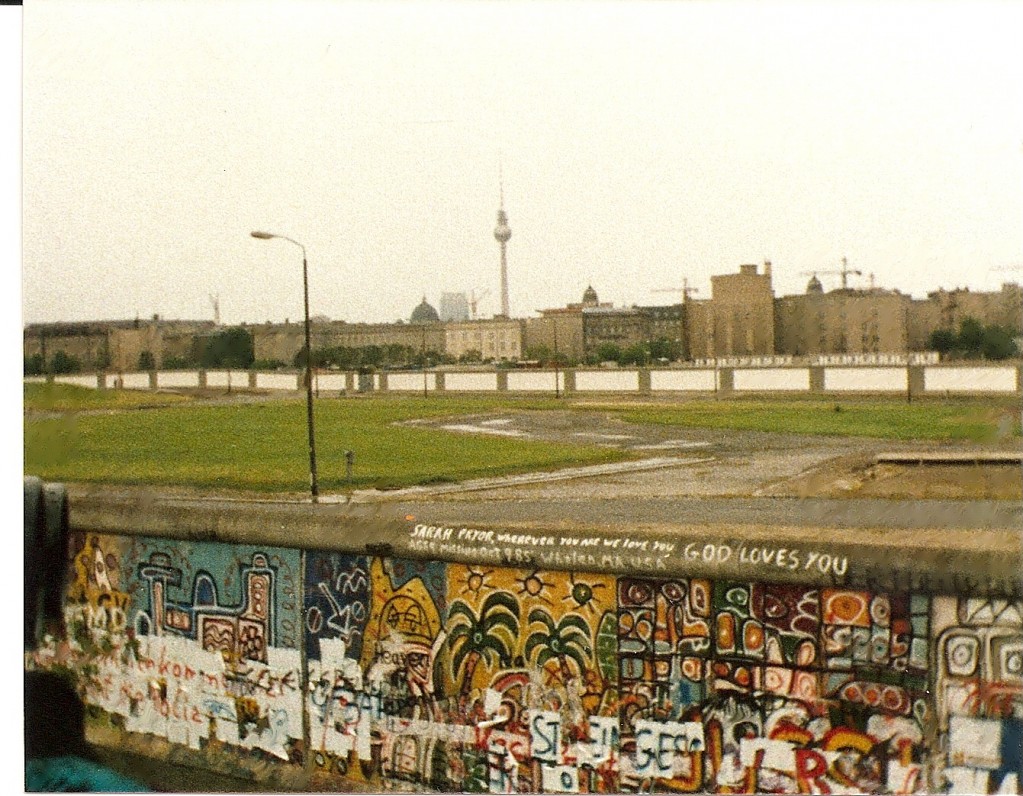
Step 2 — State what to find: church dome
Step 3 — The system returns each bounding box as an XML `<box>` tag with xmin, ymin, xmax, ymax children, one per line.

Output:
<box><xmin>410</xmin><ymin>297</ymin><xmax>440</xmax><ymax>324</ymax></box>
<box><xmin>806</xmin><ymin>275</ymin><xmax>824</xmax><ymax>294</ymax></box>
<box><xmin>582</xmin><ymin>285</ymin><xmax>599</xmax><ymax>305</ymax></box>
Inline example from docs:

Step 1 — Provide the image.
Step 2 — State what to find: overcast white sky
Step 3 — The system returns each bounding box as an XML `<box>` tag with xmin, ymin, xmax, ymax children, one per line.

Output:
<box><xmin>19</xmin><ymin>0</ymin><xmax>1023</xmax><ymax>327</ymax></box>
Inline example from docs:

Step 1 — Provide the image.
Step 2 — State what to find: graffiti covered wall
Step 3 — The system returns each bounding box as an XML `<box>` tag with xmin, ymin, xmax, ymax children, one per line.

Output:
<box><xmin>31</xmin><ymin>531</ymin><xmax>1022</xmax><ymax>794</ymax></box>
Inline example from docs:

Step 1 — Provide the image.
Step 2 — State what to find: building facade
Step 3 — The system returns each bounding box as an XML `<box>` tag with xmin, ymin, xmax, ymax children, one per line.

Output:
<box><xmin>774</xmin><ymin>283</ymin><xmax>911</xmax><ymax>356</ymax></box>
<box><xmin>23</xmin><ymin>318</ymin><xmax>215</xmax><ymax>372</ymax></box>
<box><xmin>684</xmin><ymin>263</ymin><xmax>776</xmax><ymax>358</ymax></box>
<box><xmin>444</xmin><ymin>318</ymin><xmax>525</xmax><ymax>361</ymax></box>
<box><xmin>906</xmin><ymin>284</ymin><xmax>1023</xmax><ymax>350</ymax></box>
<box><xmin>24</xmin><ymin>277</ymin><xmax>1023</xmax><ymax>374</ymax></box>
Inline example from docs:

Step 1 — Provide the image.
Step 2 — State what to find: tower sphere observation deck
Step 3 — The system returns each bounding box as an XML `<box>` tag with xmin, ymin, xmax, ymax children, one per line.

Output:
<box><xmin>494</xmin><ymin>210</ymin><xmax>511</xmax><ymax>243</ymax></box>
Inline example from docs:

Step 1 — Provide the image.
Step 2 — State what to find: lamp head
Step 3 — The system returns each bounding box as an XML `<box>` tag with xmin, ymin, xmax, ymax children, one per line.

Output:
<box><xmin>250</xmin><ymin>231</ymin><xmax>275</xmax><ymax>240</ymax></box>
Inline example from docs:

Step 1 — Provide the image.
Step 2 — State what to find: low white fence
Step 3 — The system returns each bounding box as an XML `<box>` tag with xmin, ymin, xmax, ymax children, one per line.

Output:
<box><xmin>506</xmin><ymin>371</ymin><xmax>564</xmax><ymax>392</ymax></box>
<box><xmin>650</xmin><ymin>369</ymin><xmax>716</xmax><ymax>392</ymax></box>
<box><xmin>29</xmin><ymin>363</ymin><xmax>1021</xmax><ymax>397</ymax></box>
<box><xmin>156</xmin><ymin>370</ymin><xmax>199</xmax><ymax>388</ymax></box>
<box><xmin>824</xmin><ymin>367</ymin><xmax>908</xmax><ymax>392</ymax></box>
<box><xmin>924</xmin><ymin>366</ymin><xmax>1018</xmax><ymax>393</ymax></box>
<box><xmin>387</xmin><ymin>372</ymin><xmax>436</xmax><ymax>392</ymax></box>
<box><xmin>256</xmin><ymin>372</ymin><xmax>300</xmax><ymax>390</ymax></box>
<box><xmin>204</xmin><ymin>370</ymin><xmax>238</xmax><ymax>389</ymax></box>
<box><xmin>53</xmin><ymin>374</ymin><xmax>99</xmax><ymax>388</ymax></box>
<box><xmin>574</xmin><ymin>370</ymin><xmax>640</xmax><ymax>392</ymax></box>
<box><xmin>119</xmin><ymin>373</ymin><xmax>151</xmax><ymax>390</ymax></box>
<box><xmin>734</xmin><ymin>368</ymin><xmax>810</xmax><ymax>391</ymax></box>
<box><xmin>444</xmin><ymin>372</ymin><xmax>499</xmax><ymax>392</ymax></box>
<box><xmin>315</xmin><ymin>373</ymin><xmax>347</xmax><ymax>392</ymax></box>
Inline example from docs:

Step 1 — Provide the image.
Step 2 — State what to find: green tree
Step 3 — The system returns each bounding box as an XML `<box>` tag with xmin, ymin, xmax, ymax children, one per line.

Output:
<box><xmin>137</xmin><ymin>350</ymin><xmax>156</xmax><ymax>370</ymax></box>
<box><xmin>163</xmin><ymin>355</ymin><xmax>194</xmax><ymax>370</ymax></box>
<box><xmin>50</xmin><ymin>350</ymin><xmax>81</xmax><ymax>374</ymax></box>
<box><xmin>930</xmin><ymin>317</ymin><xmax>1019</xmax><ymax>360</ymax></box>
<box><xmin>524</xmin><ymin>609</ymin><xmax>591</xmax><ymax>685</ymax></box>
<box><xmin>201</xmin><ymin>327</ymin><xmax>254</xmax><ymax>369</ymax></box>
<box><xmin>524</xmin><ymin>345</ymin><xmax>551</xmax><ymax>363</ymax></box>
<box><xmin>928</xmin><ymin>328</ymin><xmax>957</xmax><ymax>354</ymax></box>
<box><xmin>384</xmin><ymin>343</ymin><xmax>411</xmax><ymax>367</ymax></box>
<box><xmin>981</xmin><ymin>325</ymin><xmax>1018</xmax><ymax>360</ymax></box>
<box><xmin>24</xmin><ymin>353</ymin><xmax>45</xmax><ymax>375</ymax></box>
<box><xmin>957</xmin><ymin>317</ymin><xmax>985</xmax><ymax>356</ymax></box>
<box><xmin>648</xmin><ymin>338</ymin><xmax>681</xmax><ymax>362</ymax></box>
<box><xmin>619</xmin><ymin>343</ymin><xmax>651</xmax><ymax>366</ymax></box>
<box><xmin>594</xmin><ymin>343</ymin><xmax>622</xmax><ymax>363</ymax></box>
<box><xmin>446</xmin><ymin>592</ymin><xmax>520</xmax><ymax>696</ymax></box>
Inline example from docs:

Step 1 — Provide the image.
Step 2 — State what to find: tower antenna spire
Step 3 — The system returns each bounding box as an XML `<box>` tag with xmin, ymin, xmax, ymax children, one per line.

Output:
<box><xmin>498</xmin><ymin>151</ymin><xmax>505</xmax><ymax>209</ymax></box>
<box><xmin>494</xmin><ymin>159</ymin><xmax>512</xmax><ymax>317</ymax></box>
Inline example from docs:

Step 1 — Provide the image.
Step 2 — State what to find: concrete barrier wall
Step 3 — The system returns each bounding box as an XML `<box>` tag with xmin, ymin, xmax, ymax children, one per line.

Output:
<box><xmin>119</xmin><ymin>372</ymin><xmax>152</xmax><ymax>389</ymax></box>
<box><xmin>506</xmin><ymin>370</ymin><xmax>564</xmax><ymax>392</ymax></box>
<box><xmin>257</xmin><ymin>372</ymin><xmax>301</xmax><ymax>390</ymax></box>
<box><xmin>388</xmin><ymin>372</ymin><xmax>436</xmax><ymax>392</ymax></box>
<box><xmin>53</xmin><ymin>374</ymin><xmax>100</xmax><ymax>388</ymax></box>
<box><xmin>204</xmin><ymin>370</ymin><xmax>240</xmax><ymax>388</ymax></box>
<box><xmin>734</xmin><ymin>368</ymin><xmax>811</xmax><ymax>391</ymax></box>
<box><xmin>824</xmin><ymin>367</ymin><xmax>908</xmax><ymax>392</ymax></box>
<box><xmin>315</xmin><ymin>373</ymin><xmax>347</xmax><ymax>392</ymax></box>
<box><xmin>650</xmin><ymin>369</ymin><xmax>716</xmax><ymax>392</ymax></box>
<box><xmin>156</xmin><ymin>370</ymin><xmax>200</xmax><ymax>388</ymax></box>
<box><xmin>574</xmin><ymin>369</ymin><xmax>640</xmax><ymax>392</ymax></box>
<box><xmin>33</xmin><ymin>497</ymin><xmax>1022</xmax><ymax>795</ymax></box>
<box><xmin>33</xmin><ymin>363</ymin><xmax>1023</xmax><ymax>398</ymax></box>
<box><xmin>444</xmin><ymin>372</ymin><xmax>499</xmax><ymax>392</ymax></box>
<box><xmin>924</xmin><ymin>366</ymin><xmax>1018</xmax><ymax>393</ymax></box>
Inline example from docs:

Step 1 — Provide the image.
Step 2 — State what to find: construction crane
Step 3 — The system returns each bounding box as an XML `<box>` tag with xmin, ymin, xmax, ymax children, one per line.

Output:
<box><xmin>652</xmin><ymin>278</ymin><xmax>699</xmax><ymax>304</ymax></box>
<box><xmin>800</xmin><ymin>256</ymin><xmax>862</xmax><ymax>290</ymax></box>
<box><xmin>469</xmin><ymin>288</ymin><xmax>490</xmax><ymax>320</ymax></box>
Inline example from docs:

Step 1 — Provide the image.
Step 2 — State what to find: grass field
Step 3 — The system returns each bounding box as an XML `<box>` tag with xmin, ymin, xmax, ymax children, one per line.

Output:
<box><xmin>23</xmin><ymin>387</ymin><xmax>626</xmax><ymax>492</ymax></box>
<box><xmin>24</xmin><ymin>382</ymin><xmax>191</xmax><ymax>411</ymax></box>
<box><xmin>594</xmin><ymin>397</ymin><xmax>1022</xmax><ymax>442</ymax></box>
<box><xmin>23</xmin><ymin>384</ymin><xmax>1020</xmax><ymax>493</ymax></box>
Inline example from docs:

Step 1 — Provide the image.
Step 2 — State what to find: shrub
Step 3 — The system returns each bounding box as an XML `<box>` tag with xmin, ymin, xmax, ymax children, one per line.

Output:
<box><xmin>50</xmin><ymin>350</ymin><xmax>81</xmax><ymax>374</ymax></box>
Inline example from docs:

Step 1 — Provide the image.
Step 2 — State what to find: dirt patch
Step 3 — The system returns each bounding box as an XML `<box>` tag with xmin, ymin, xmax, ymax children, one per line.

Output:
<box><xmin>772</xmin><ymin>460</ymin><xmax>1022</xmax><ymax>500</ymax></box>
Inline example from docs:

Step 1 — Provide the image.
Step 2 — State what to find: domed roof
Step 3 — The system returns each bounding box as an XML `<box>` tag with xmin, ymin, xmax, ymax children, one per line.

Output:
<box><xmin>806</xmin><ymin>274</ymin><xmax>824</xmax><ymax>294</ymax></box>
<box><xmin>410</xmin><ymin>296</ymin><xmax>440</xmax><ymax>324</ymax></box>
<box><xmin>582</xmin><ymin>285</ymin><xmax>599</xmax><ymax>304</ymax></box>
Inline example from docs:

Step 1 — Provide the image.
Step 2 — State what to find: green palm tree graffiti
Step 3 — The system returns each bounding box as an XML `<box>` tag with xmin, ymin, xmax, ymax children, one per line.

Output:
<box><xmin>447</xmin><ymin>592</ymin><xmax>520</xmax><ymax>695</ymax></box>
<box><xmin>524</xmin><ymin>609</ymin><xmax>592</xmax><ymax>685</ymax></box>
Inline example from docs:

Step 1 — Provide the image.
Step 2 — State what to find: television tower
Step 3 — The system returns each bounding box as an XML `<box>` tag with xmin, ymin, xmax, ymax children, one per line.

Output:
<box><xmin>494</xmin><ymin>168</ymin><xmax>512</xmax><ymax>317</ymax></box>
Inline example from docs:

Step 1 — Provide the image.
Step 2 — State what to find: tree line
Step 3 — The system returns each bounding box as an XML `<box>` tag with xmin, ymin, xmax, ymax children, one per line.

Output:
<box><xmin>25</xmin><ymin>321</ymin><xmax>1018</xmax><ymax>376</ymax></box>
<box><xmin>927</xmin><ymin>317</ymin><xmax>1018</xmax><ymax>361</ymax></box>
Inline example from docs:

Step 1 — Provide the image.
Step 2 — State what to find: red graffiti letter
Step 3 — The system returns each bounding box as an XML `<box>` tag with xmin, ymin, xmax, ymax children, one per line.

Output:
<box><xmin>795</xmin><ymin>749</ymin><xmax>830</xmax><ymax>794</ymax></box>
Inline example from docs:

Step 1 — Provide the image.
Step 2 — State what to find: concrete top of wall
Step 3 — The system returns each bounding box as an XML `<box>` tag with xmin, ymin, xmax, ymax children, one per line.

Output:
<box><xmin>69</xmin><ymin>486</ymin><xmax>1022</xmax><ymax>598</ymax></box>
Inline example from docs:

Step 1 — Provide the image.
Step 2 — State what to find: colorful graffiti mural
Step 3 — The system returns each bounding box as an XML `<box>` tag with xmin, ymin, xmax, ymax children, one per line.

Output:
<box><xmin>43</xmin><ymin>534</ymin><xmax>304</xmax><ymax>762</ymax></box>
<box><xmin>30</xmin><ymin>533</ymin><xmax>1022</xmax><ymax>793</ymax></box>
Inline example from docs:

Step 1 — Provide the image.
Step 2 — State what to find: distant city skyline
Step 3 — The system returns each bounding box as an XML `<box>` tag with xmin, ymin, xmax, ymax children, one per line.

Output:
<box><xmin>20</xmin><ymin>1</ymin><xmax>1023</xmax><ymax>327</ymax></box>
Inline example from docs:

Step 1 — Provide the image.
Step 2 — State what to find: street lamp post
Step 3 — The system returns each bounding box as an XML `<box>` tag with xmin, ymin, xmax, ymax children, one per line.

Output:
<box><xmin>551</xmin><ymin>317</ymin><xmax>561</xmax><ymax>399</ymax></box>
<box><xmin>421</xmin><ymin>325</ymin><xmax>429</xmax><ymax>398</ymax></box>
<box><xmin>251</xmin><ymin>231</ymin><xmax>319</xmax><ymax>501</ymax></box>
